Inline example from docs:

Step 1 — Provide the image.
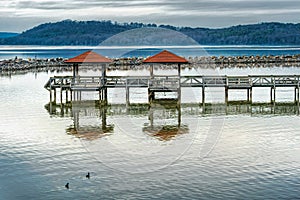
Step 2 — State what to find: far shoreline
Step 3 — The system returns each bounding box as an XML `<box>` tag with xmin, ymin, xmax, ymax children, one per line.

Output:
<box><xmin>1</xmin><ymin>53</ymin><xmax>300</xmax><ymax>76</ymax></box>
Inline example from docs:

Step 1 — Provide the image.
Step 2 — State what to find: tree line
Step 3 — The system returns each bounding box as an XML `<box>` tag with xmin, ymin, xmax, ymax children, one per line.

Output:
<box><xmin>1</xmin><ymin>20</ymin><xmax>300</xmax><ymax>45</ymax></box>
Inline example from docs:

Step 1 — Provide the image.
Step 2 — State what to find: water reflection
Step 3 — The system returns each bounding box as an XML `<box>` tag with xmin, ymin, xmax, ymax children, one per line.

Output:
<box><xmin>143</xmin><ymin>105</ymin><xmax>188</xmax><ymax>141</ymax></box>
<box><xmin>45</xmin><ymin>101</ymin><xmax>188</xmax><ymax>141</ymax></box>
<box><xmin>44</xmin><ymin>101</ymin><xmax>300</xmax><ymax>141</ymax></box>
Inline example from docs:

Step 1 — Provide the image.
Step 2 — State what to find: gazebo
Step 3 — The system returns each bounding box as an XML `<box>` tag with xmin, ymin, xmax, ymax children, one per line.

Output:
<box><xmin>143</xmin><ymin>50</ymin><xmax>189</xmax><ymax>104</ymax></box>
<box><xmin>64</xmin><ymin>50</ymin><xmax>112</xmax><ymax>102</ymax></box>
<box><xmin>65</xmin><ymin>50</ymin><xmax>112</xmax><ymax>78</ymax></box>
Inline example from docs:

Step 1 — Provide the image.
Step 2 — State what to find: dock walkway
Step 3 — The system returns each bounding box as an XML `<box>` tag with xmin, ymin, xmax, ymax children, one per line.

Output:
<box><xmin>45</xmin><ymin>75</ymin><xmax>300</xmax><ymax>105</ymax></box>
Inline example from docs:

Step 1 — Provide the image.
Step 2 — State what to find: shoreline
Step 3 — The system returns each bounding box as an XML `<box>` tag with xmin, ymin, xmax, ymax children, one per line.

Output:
<box><xmin>1</xmin><ymin>54</ymin><xmax>300</xmax><ymax>74</ymax></box>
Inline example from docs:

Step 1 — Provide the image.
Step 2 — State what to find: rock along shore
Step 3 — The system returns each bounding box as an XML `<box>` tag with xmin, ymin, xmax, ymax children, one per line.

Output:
<box><xmin>1</xmin><ymin>54</ymin><xmax>300</xmax><ymax>74</ymax></box>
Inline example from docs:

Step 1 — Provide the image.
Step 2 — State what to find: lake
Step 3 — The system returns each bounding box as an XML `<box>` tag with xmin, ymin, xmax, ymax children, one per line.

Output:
<box><xmin>1</xmin><ymin>45</ymin><xmax>300</xmax><ymax>60</ymax></box>
<box><xmin>1</xmin><ymin>46</ymin><xmax>300</xmax><ymax>199</ymax></box>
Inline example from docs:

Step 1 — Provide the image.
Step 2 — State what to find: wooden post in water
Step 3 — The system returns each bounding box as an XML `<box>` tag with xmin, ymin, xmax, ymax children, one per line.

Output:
<box><xmin>148</xmin><ymin>64</ymin><xmax>154</xmax><ymax>105</ymax></box>
<box><xmin>177</xmin><ymin>106</ymin><xmax>181</xmax><ymax>127</ymax></box>
<box><xmin>53</xmin><ymin>89</ymin><xmax>57</xmax><ymax>104</ymax></box>
<box><xmin>103</xmin><ymin>89</ymin><xmax>107</xmax><ymax>105</ymax></box>
<box><xmin>273</xmin><ymin>87</ymin><xmax>276</xmax><ymax>104</ymax></box>
<box><xmin>102</xmin><ymin>64</ymin><xmax>108</xmax><ymax>105</ymax></box>
<box><xmin>99</xmin><ymin>90</ymin><xmax>102</xmax><ymax>103</ymax></box>
<box><xmin>49</xmin><ymin>85</ymin><xmax>53</xmax><ymax>103</ymax></box>
<box><xmin>148</xmin><ymin>88</ymin><xmax>151</xmax><ymax>104</ymax></box>
<box><xmin>148</xmin><ymin>89</ymin><xmax>154</xmax><ymax>105</ymax></box>
<box><xmin>249</xmin><ymin>88</ymin><xmax>253</xmax><ymax>103</ymax></box>
<box><xmin>297</xmin><ymin>87</ymin><xmax>300</xmax><ymax>107</ymax></box>
<box><xmin>177</xmin><ymin>87</ymin><xmax>181</xmax><ymax>107</ymax></box>
<box><xmin>66</xmin><ymin>89</ymin><xmax>69</xmax><ymax>103</ymax></box>
<box><xmin>271</xmin><ymin>87</ymin><xmax>276</xmax><ymax>104</ymax></box>
<box><xmin>202</xmin><ymin>86</ymin><xmax>205</xmax><ymax>108</ymax></box>
<box><xmin>101</xmin><ymin>106</ymin><xmax>107</xmax><ymax>131</ymax></box>
<box><xmin>270</xmin><ymin>87</ymin><xmax>273</xmax><ymax>104</ymax></box>
<box><xmin>225</xmin><ymin>87</ymin><xmax>229</xmax><ymax>104</ymax></box>
<box><xmin>295</xmin><ymin>87</ymin><xmax>297</xmax><ymax>103</ymax></box>
<box><xmin>247</xmin><ymin>89</ymin><xmax>250</xmax><ymax>102</ymax></box>
<box><xmin>126</xmin><ymin>86</ymin><xmax>130</xmax><ymax>106</ymax></box>
<box><xmin>60</xmin><ymin>89</ymin><xmax>63</xmax><ymax>104</ymax></box>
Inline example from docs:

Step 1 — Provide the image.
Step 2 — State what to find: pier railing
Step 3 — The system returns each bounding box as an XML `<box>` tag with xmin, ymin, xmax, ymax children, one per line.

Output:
<box><xmin>250</xmin><ymin>75</ymin><xmax>300</xmax><ymax>87</ymax></box>
<box><xmin>44</xmin><ymin>76</ymin><xmax>72</xmax><ymax>91</ymax></box>
<box><xmin>149</xmin><ymin>76</ymin><xmax>180</xmax><ymax>91</ymax></box>
<box><xmin>45</xmin><ymin>75</ymin><xmax>300</xmax><ymax>91</ymax></box>
<box><xmin>45</xmin><ymin>75</ymin><xmax>300</xmax><ymax>104</ymax></box>
<box><xmin>71</xmin><ymin>76</ymin><xmax>102</xmax><ymax>91</ymax></box>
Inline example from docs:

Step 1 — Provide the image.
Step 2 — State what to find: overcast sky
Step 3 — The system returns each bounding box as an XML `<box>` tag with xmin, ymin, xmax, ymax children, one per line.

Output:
<box><xmin>1</xmin><ymin>0</ymin><xmax>300</xmax><ymax>32</ymax></box>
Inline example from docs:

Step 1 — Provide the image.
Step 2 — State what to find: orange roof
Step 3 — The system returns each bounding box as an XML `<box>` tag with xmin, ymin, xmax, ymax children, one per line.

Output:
<box><xmin>143</xmin><ymin>50</ymin><xmax>189</xmax><ymax>64</ymax></box>
<box><xmin>65</xmin><ymin>50</ymin><xmax>112</xmax><ymax>63</ymax></box>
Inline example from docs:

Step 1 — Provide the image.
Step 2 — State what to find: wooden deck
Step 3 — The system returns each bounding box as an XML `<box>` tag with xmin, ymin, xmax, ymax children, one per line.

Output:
<box><xmin>45</xmin><ymin>75</ymin><xmax>300</xmax><ymax>105</ymax></box>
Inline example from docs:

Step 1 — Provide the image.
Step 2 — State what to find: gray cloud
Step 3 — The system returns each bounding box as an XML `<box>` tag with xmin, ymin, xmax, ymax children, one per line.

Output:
<box><xmin>12</xmin><ymin>0</ymin><xmax>300</xmax><ymax>11</ymax></box>
<box><xmin>14</xmin><ymin>0</ymin><xmax>164</xmax><ymax>10</ymax></box>
<box><xmin>1</xmin><ymin>0</ymin><xmax>300</xmax><ymax>32</ymax></box>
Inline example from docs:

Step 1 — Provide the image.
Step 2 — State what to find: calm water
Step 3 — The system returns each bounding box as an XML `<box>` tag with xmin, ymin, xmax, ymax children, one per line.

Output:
<box><xmin>1</xmin><ymin>66</ymin><xmax>300</xmax><ymax>199</ymax></box>
<box><xmin>1</xmin><ymin>45</ymin><xmax>300</xmax><ymax>59</ymax></box>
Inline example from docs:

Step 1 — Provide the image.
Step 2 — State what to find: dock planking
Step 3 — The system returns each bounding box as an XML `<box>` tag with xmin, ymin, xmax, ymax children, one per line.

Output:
<box><xmin>45</xmin><ymin>75</ymin><xmax>300</xmax><ymax>105</ymax></box>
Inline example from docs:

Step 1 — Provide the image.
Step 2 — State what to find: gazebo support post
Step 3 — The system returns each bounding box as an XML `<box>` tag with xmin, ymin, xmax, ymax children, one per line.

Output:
<box><xmin>148</xmin><ymin>64</ymin><xmax>154</xmax><ymax>104</ymax></box>
<box><xmin>150</xmin><ymin>64</ymin><xmax>154</xmax><ymax>78</ymax></box>
<box><xmin>102</xmin><ymin>64</ymin><xmax>108</xmax><ymax>105</ymax></box>
<box><xmin>177</xmin><ymin>64</ymin><xmax>181</xmax><ymax>106</ymax></box>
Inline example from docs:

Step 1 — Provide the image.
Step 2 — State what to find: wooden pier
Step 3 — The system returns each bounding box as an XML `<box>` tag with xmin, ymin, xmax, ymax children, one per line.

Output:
<box><xmin>44</xmin><ymin>75</ymin><xmax>300</xmax><ymax>106</ymax></box>
<box><xmin>44</xmin><ymin>50</ymin><xmax>300</xmax><ymax>106</ymax></box>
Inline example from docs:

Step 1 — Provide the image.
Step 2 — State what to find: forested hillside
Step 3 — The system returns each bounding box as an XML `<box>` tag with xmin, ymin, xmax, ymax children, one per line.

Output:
<box><xmin>1</xmin><ymin>20</ymin><xmax>300</xmax><ymax>45</ymax></box>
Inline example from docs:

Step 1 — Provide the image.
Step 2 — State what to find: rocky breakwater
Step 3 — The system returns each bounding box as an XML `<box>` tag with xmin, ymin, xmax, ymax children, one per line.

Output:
<box><xmin>188</xmin><ymin>54</ymin><xmax>300</xmax><ymax>69</ymax></box>
<box><xmin>0</xmin><ymin>57</ymin><xmax>69</xmax><ymax>73</ymax></box>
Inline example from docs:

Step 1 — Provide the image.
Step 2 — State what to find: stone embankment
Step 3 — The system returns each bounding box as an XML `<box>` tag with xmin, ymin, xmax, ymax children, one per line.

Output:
<box><xmin>1</xmin><ymin>54</ymin><xmax>300</xmax><ymax>73</ymax></box>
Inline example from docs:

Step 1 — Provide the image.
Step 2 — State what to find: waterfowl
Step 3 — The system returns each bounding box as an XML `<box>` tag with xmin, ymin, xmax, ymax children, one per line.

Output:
<box><xmin>86</xmin><ymin>172</ymin><xmax>90</xmax><ymax>179</ymax></box>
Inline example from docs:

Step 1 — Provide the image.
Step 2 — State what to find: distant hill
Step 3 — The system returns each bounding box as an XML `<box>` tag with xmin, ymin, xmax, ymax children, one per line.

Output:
<box><xmin>0</xmin><ymin>32</ymin><xmax>19</xmax><ymax>39</ymax></box>
<box><xmin>1</xmin><ymin>20</ymin><xmax>300</xmax><ymax>45</ymax></box>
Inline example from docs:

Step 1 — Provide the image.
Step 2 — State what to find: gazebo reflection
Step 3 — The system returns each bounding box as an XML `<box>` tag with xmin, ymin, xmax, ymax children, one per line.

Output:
<box><xmin>44</xmin><ymin>101</ymin><xmax>189</xmax><ymax>141</ymax></box>
<box><xmin>142</xmin><ymin>103</ymin><xmax>189</xmax><ymax>141</ymax></box>
<box><xmin>68</xmin><ymin>102</ymin><xmax>114</xmax><ymax>140</ymax></box>
<box><xmin>45</xmin><ymin>102</ymin><xmax>300</xmax><ymax>141</ymax></box>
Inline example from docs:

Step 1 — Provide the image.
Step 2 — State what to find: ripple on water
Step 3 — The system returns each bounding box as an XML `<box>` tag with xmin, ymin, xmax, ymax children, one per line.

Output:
<box><xmin>1</xmin><ymin>72</ymin><xmax>300</xmax><ymax>199</ymax></box>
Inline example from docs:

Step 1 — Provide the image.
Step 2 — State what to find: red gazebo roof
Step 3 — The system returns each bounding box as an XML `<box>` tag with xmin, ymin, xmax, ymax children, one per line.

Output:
<box><xmin>65</xmin><ymin>50</ymin><xmax>112</xmax><ymax>63</ymax></box>
<box><xmin>143</xmin><ymin>50</ymin><xmax>189</xmax><ymax>64</ymax></box>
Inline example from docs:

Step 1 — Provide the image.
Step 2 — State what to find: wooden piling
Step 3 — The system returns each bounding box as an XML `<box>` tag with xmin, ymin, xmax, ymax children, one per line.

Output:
<box><xmin>104</xmin><ymin>88</ymin><xmax>108</xmax><ymax>105</ymax></box>
<box><xmin>225</xmin><ymin>87</ymin><xmax>229</xmax><ymax>103</ymax></box>
<box><xmin>271</xmin><ymin>87</ymin><xmax>273</xmax><ymax>103</ymax></box>
<box><xmin>247</xmin><ymin>89</ymin><xmax>250</xmax><ymax>102</ymax></box>
<box><xmin>177</xmin><ymin>106</ymin><xmax>181</xmax><ymax>127</ymax></box>
<box><xmin>295</xmin><ymin>87</ymin><xmax>297</xmax><ymax>103</ymax></box>
<box><xmin>66</xmin><ymin>90</ymin><xmax>69</xmax><ymax>103</ymax></box>
<box><xmin>60</xmin><ymin>89</ymin><xmax>63</xmax><ymax>104</ymax></box>
<box><xmin>297</xmin><ymin>87</ymin><xmax>300</xmax><ymax>108</ymax></box>
<box><xmin>49</xmin><ymin>90</ymin><xmax>52</xmax><ymax>103</ymax></box>
<box><xmin>202</xmin><ymin>86</ymin><xmax>205</xmax><ymax>107</ymax></box>
<box><xmin>177</xmin><ymin>87</ymin><xmax>181</xmax><ymax>106</ymax></box>
<box><xmin>249</xmin><ymin>88</ymin><xmax>253</xmax><ymax>103</ymax></box>
<box><xmin>53</xmin><ymin>89</ymin><xmax>56</xmax><ymax>104</ymax></box>
<box><xmin>126</xmin><ymin>87</ymin><xmax>130</xmax><ymax>106</ymax></box>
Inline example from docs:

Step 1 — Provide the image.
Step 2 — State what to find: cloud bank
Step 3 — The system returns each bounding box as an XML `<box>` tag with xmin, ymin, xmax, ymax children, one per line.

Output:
<box><xmin>1</xmin><ymin>0</ymin><xmax>300</xmax><ymax>32</ymax></box>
